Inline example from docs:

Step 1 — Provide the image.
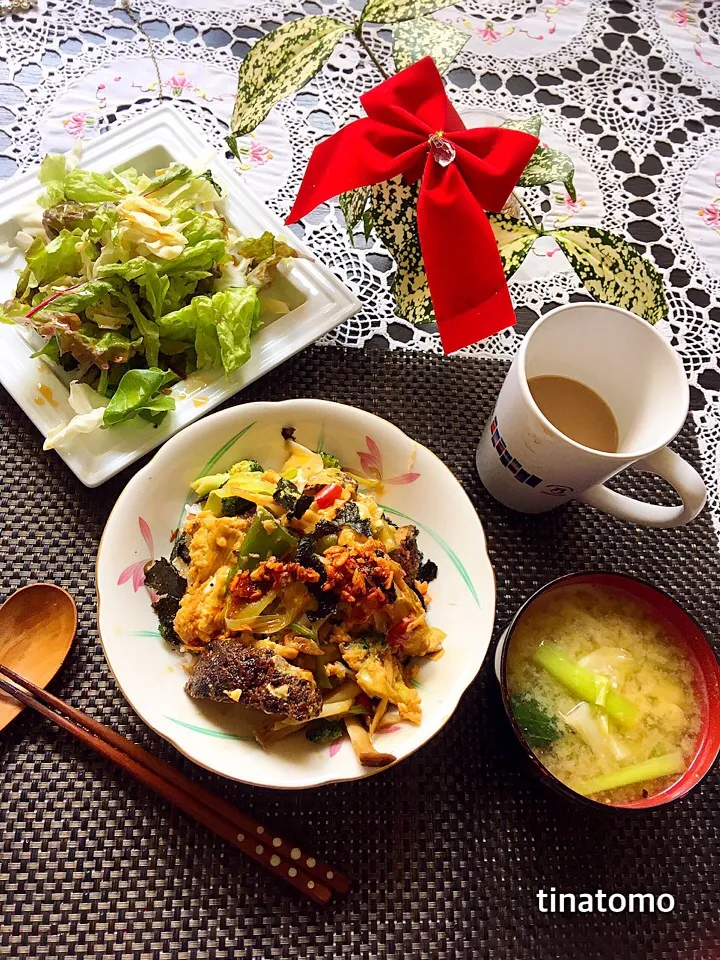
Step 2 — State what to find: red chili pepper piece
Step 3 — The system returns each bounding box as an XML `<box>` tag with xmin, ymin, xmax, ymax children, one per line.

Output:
<box><xmin>314</xmin><ymin>483</ymin><xmax>343</xmax><ymax>510</ymax></box>
<box><xmin>387</xmin><ymin>615</ymin><xmax>414</xmax><ymax>648</ymax></box>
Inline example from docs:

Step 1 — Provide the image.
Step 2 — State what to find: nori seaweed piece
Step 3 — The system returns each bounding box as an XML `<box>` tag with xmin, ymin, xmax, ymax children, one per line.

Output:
<box><xmin>281</xmin><ymin>425</ymin><xmax>296</xmax><ymax>441</ymax></box>
<box><xmin>296</xmin><ymin>534</ymin><xmax>314</xmax><ymax>567</ymax></box>
<box><xmin>144</xmin><ymin>558</ymin><xmax>186</xmax><ymax>646</ymax></box>
<box><xmin>273</xmin><ymin>477</ymin><xmax>313</xmax><ymax>520</ymax></box>
<box><xmin>144</xmin><ymin>557</ymin><xmax>185</xmax><ymax>600</ymax></box>
<box><xmin>390</xmin><ymin>525</ymin><xmax>421</xmax><ymax>581</ymax></box>
<box><xmin>312</xmin><ymin>519</ymin><xmax>340</xmax><ymax>540</ymax></box>
<box><xmin>334</xmin><ymin>501</ymin><xmax>372</xmax><ymax>537</ymax></box>
<box><xmin>170</xmin><ymin>531</ymin><xmax>191</xmax><ymax>566</ymax></box>
<box><xmin>220</xmin><ymin>495</ymin><xmax>254</xmax><ymax>517</ymax></box>
<box><xmin>417</xmin><ymin>558</ymin><xmax>438</xmax><ymax>583</ymax></box>
<box><xmin>307</xmin><ymin>585</ymin><xmax>338</xmax><ymax>621</ymax></box>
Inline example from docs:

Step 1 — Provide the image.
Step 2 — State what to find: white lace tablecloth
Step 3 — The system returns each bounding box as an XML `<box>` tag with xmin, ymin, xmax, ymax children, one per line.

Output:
<box><xmin>1</xmin><ymin>0</ymin><xmax>719</xmax><ymax>531</ymax></box>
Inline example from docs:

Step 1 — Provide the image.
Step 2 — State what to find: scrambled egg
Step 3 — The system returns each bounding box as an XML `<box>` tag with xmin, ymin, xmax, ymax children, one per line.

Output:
<box><xmin>174</xmin><ymin>511</ymin><xmax>251</xmax><ymax>646</ymax></box>
<box><xmin>340</xmin><ymin>634</ymin><xmax>422</xmax><ymax>724</ymax></box>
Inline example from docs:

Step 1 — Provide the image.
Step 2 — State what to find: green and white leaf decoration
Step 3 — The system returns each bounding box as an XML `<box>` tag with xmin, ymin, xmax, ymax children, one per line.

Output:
<box><xmin>339</xmin><ymin>187</ymin><xmax>370</xmax><ymax>244</ymax></box>
<box><xmin>487</xmin><ymin>214</ymin><xmax>540</xmax><ymax>281</ymax></box>
<box><xmin>362</xmin><ymin>208</ymin><xmax>375</xmax><ymax>242</ymax></box>
<box><xmin>361</xmin><ymin>0</ymin><xmax>452</xmax><ymax>25</ymax></box>
<box><xmin>500</xmin><ymin>115</ymin><xmax>542</xmax><ymax>139</ymax></box>
<box><xmin>370</xmin><ymin>177</ymin><xmax>435</xmax><ymax>325</ymax></box>
<box><xmin>550</xmin><ymin>226</ymin><xmax>668</xmax><ymax>323</ymax></box>
<box><xmin>501</xmin><ymin>116</ymin><xmax>576</xmax><ymax>200</ymax></box>
<box><xmin>392</xmin><ymin>16</ymin><xmax>469</xmax><ymax>74</ymax></box>
<box><xmin>228</xmin><ymin>16</ymin><xmax>349</xmax><ymax>145</ymax></box>
<box><xmin>518</xmin><ymin>146</ymin><xmax>577</xmax><ymax>201</ymax></box>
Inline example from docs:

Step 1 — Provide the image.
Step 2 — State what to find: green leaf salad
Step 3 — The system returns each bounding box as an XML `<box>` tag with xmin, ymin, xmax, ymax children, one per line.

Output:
<box><xmin>1</xmin><ymin>152</ymin><xmax>301</xmax><ymax>449</ymax></box>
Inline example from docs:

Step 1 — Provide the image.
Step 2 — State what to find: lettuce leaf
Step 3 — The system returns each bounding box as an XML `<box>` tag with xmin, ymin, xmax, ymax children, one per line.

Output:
<box><xmin>26</xmin><ymin>231</ymin><xmax>83</xmax><ymax>286</ymax></box>
<box><xmin>141</xmin><ymin>163</ymin><xmax>193</xmax><ymax>196</ymax></box>
<box><xmin>163</xmin><ymin>270</ymin><xmax>211</xmax><ymax>312</ymax></box>
<box><xmin>43</xmin><ymin>381</ymin><xmax>109</xmax><ymax>451</ymax></box>
<box><xmin>42</xmin><ymin>201</ymin><xmax>98</xmax><ymax>238</ymax></box>
<box><xmin>160</xmin><ymin>238</ymin><xmax>227</xmax><ymax>275</ymax></box>
<box><xmin>157</xmin><ymin>286</ymin><xmax>260</xmax><ymax>374</ymax></box>
<box><xmin>63</xmin><ymin>169</ymin><xmax>122</xmax><ymax>203</ymax></box>
<box><xmin>214</xmin><ymin>287</ymin><xmax>261</xmax><ymax>372</ymax></box>
<box><xmin>178</xmin><ymin>208</ymin><xmax>226</xmax><ymax>245</ymax></box>
<box><xmin>96</xmin><ymin>257</ymin><xmax>151</xmax><ymax>282</ymax></box>
<box><xmin>0</xmin><ymin>299</ymin><xmax>30</xmax><ymax>325</ymax></box>
<box><xmin>137</xmin><ymin>261</ymin><xmax>170</xmax><ymax>320</ymax></box>
<box><xmin>150</xmin><ymin>176</ymin><xmax>220</xmax><ymax>211</ymax></box>
<box><xmin>30</xmin><ymin>316</ymin><xmax>141</xmax><ymax>367</ymax></box>
<box><xmin>115</xmin><ymin>285</ymin><xmax>161</xmax><ymax>368</ymax></box>
<box><xmin>103</xmin><ymin>367</ymin><xmax>177</xmax><ymax>426</ymax></box>
<box><xmin>41</xmin><ymin>279</ymin><xmax>116</xmax><ymax>315</ymax></box>
<box><xmin>38</xmin><ymin>154</ymin><xmax>68</xmax><ymax>206</ymax></box>
<box><xmin>237</xmin><ymin>231</ymin><xmax>300</xmax><ymax>289</ymax></box>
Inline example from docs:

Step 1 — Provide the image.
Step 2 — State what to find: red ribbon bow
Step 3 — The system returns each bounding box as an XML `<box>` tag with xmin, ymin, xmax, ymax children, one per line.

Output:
<box><xmin>286</xmin><ymin>57</ymin><xmax>539</xmax><ymax>353</ymax></box>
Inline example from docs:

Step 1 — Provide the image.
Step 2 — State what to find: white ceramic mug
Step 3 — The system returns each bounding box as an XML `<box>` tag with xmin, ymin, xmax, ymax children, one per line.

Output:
<box><xmin>476</xmin><ymin>303</ymin><xmax>707</xmax><ymax>528</ymax></box>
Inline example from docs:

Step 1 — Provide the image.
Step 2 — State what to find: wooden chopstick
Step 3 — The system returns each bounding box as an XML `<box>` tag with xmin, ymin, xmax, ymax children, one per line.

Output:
<box><xmin>0</xmin><ymin>664</ymin><xmax>349</xmax><ymax>903</ymax></box>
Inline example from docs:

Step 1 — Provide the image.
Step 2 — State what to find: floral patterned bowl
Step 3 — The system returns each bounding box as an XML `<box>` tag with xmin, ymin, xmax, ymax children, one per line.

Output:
<box><xmin>96</xmin><ymin>399</ymin><xmax>495</xmax><ymax>789</ymax></box>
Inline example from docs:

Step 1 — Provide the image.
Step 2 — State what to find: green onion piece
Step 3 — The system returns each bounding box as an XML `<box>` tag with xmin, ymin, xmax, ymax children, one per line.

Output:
<box><xmin>315</xmin><ymin>662</ymin><xmax>332</xmax><ymax>690</ymax></box>
<box><xmin>235</xmin><ymin>508</ymin><xmax>297</xmax><ymax>572</ymax></box>
<box><xmin>533</xmin><ymin>642</ymin><xmax>640</xmax><ymax>728</ymax></box>
<box><xmin>315</xmin><ymin>534</ymin><xmax>339</xmax><ymax>553</ymax></box>
<box><xmin>289</xmin><ymin>621</ymin><xmax>315</xmax><ymax>640</ymax></box>
<box><xmin>575</xmin><ymin>751</ymin><xmax>685</xmax><ymax>798</ymax></box>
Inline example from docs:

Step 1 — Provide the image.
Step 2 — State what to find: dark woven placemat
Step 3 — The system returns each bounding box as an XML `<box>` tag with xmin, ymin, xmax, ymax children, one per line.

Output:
<box><xmin>1</xmin><ymin>346</ymin><xmax>718</xmax><ymax>960</ymax></box>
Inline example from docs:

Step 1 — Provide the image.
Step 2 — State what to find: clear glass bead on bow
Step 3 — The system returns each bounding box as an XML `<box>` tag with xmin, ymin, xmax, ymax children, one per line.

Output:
<box><xmin>428</xmin><ymin>133</ymin><xmax>456</xmax><ymax>167</ymax></box>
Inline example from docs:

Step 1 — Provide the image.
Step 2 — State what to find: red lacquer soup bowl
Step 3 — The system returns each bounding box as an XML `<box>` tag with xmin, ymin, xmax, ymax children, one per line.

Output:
<box><xmin>495</xmin><ymin>572</ymin><xmax>720</xmax><ymax>810</ymax></box>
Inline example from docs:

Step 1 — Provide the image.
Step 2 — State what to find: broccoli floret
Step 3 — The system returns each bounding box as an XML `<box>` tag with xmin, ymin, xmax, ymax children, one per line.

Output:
<box><xmin>319</xmin><ymin>450</ymin><xmax>341</xmax><ymax>469</ymax></box>
<box><xmin>230</xmin><ymin>459</ymin><xmax>263</xmax><ymax>474</ymax></box>
<box><xmin>306</xmin><ymin>719</ymin><xmax>344</xmax><ymax>746</ymax></box>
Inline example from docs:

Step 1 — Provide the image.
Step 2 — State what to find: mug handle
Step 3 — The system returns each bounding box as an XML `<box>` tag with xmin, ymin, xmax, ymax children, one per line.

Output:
<box><xmin>578</xmin><ymin>446</ymin><xmax>707</xmax><ymax>528</ymax></box>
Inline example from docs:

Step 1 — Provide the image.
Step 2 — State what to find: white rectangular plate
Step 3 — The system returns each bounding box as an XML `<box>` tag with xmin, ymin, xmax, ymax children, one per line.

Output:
<box><xmin>0</xmin><ymin>105</ymin><xmax>360</xmax><ymax>486</ymax></box>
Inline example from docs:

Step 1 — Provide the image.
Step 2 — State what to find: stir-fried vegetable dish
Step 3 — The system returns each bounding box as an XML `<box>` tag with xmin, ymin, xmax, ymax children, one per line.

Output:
<box><xmin>145</xmin><ymin>429</ymin><xmax>444</xmax><ymax>766</ymax></box>
<box><xmin>0</xmin><ymin>151</ymin><xmax>300</xmax><ymax>448</ymax></box>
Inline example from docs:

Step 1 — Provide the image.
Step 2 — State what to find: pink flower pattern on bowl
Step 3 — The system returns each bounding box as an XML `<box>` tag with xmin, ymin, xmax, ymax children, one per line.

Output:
<box><xmin>117</xmin><ymin>517</ymin><xmax>154</xmax><ymax>592</ymax></box>
<box><xmin>356</xmin><ymin>436</ymin><xmax>420</xmax><ymax>485</ymax></box>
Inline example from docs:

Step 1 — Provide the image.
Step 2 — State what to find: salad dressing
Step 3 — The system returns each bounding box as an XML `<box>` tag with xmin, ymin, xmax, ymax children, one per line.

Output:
<box><xmin>35</xmin><ymin>384</ymin><xmax>59</xmax><ymax>407</ymax></box>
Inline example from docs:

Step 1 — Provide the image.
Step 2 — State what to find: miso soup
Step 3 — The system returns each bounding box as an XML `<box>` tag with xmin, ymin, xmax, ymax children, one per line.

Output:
<box><xmin>506</xmin><ymin>584</ymin><xmax>702</xmax><ymax>805</ymax></box>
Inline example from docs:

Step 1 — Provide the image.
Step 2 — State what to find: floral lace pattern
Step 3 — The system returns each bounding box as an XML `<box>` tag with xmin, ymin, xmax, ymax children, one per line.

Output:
<box><xmin>1</xmin><ymin>0</ymin><xmax>719</xmax><ymax>535</ymax></box>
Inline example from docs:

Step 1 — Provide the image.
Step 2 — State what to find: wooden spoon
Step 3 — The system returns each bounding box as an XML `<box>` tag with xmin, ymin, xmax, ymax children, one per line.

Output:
<box><xmin>0</xmin><ymin>583</ymin><xmax>77</xmax><ymax>731</ymax></box>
